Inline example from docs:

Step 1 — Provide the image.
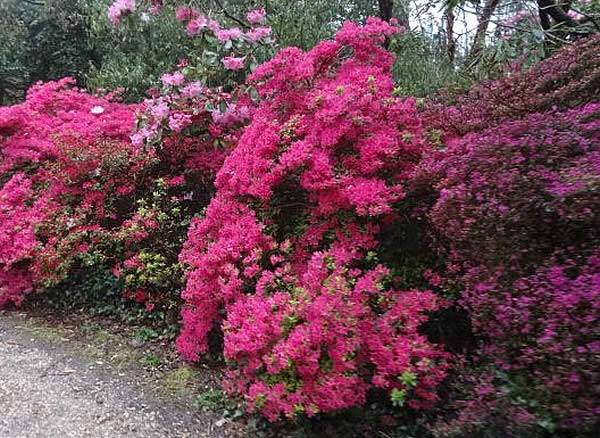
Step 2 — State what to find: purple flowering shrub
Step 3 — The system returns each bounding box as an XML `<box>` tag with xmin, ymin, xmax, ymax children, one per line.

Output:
<box><xmin>420</xmin><ymin>103</ymin><xmax>600</xmax><ymax>434</ymax></box>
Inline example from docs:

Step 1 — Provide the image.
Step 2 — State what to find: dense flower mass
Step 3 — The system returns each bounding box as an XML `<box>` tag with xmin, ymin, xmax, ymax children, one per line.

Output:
<box><xmin>0</xmin><ymin>79</ymin><xmax>141</xmax><ymax>306</ymax></box>
<box><xmin>1</xmin><ymin>6</ymin><xmax>599</xmax><ymax>432</ymax></box>
<box><xmin>0</xmin><ymin>78</ymin><xmax>134</xmax><ymax>172</ymax></box>
<box><xmin>420</xmin><ymin>100</ymin><xmax>600</xmax><ymax>433</ymax></box>
<box><xmin>178</xmin><ymin>18</ymin><xmax>449</xmax><ymax>420</ymax></box>
<box><xmin>0</xmin><ymin>174</ymin><xmax>46</xmax><ymax>307</ymax></box>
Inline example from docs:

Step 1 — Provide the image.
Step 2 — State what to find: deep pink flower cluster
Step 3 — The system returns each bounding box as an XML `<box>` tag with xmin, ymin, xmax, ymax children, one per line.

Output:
<box><xmin>3</xmin><ymin>9</ymin><xmax>597</xmax><ymax>430</ymax></box>
<box><xmin>0</xmin><ymin>79</ymin><xmax>148</xmax><ymax>306</ymax></box>
<box><xmin>424</xmin><ymin>104</ymin><xmax>600</xmax><ymax>270</ymax></box>
<box><xmin>433</xmin><ymin>249</ymin><xmax>600</xmax><ymax>435</ymax></box>
<box><xmin>0</xmin><ymin>174</ymin><xmax>47</xmax><ymax>306</ymax></box>
<box><xmin>178</xmin><ymin>19</ymin><xmax>448</xmax><ymax>420</ymax></box>
<box><xmin>0</xmin><ymin>78</ymin><xmax>135</xmax><ymax>173</ymax></box>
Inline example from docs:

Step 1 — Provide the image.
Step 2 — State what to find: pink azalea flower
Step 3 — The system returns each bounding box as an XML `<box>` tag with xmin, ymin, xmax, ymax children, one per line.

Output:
<box><xmin>180</xmin><ymin>81</ymin><xmax>203</xmax><ymax>98</ymax></box>
<box><xmin>175</xmin><ymin>6</ymin><xmax>196</xmax><ymax>22</ymax></box>
<box><xmin>107</xmin><ymin>0</ymin><xmax>136</xmax><ymax>25</ymax></box>
<box><xmin>186</xmin><ymin>15</ymin><xmax>208</xmax><ymax>36</ymax></box>
<box><xmin>245</xmin><ymin>26</ymin><xmax>272</xmax><ymax>42</ymax></box>
<box><xmin>161</xmin><ymin>72</ymin><xmax>185</xmax><ymax>86</ymax></box>
<box><xmin>246</xmin><ymin>8</ymin><xmax>266</xmax><ymax>25</ymax></box>
<box><xmin>222</xmin><ymin>56</ymin><xmax>245</xmax><ymax>70</ymax></box>
<box><xmin>215</xmin><ymin>27</ymin><xmax>243</xmax><ymax>42</ymax></box>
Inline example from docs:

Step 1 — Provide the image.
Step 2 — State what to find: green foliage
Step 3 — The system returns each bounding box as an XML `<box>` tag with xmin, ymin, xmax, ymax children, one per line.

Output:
<box><xmin>391</xmin><ymin>388</ymin><xmax>407</xmax><ymax>407</ymax></box>
<box><xmin>31</xmin><ymin>264</ymin><xmax>125</xmax><ymax>315</ymax></box>
<box><xmin>391</xmin><ymin>32</ymin><xmax>467</xmax><ymax>98</ymax></box>
<box><xmin>399</xmin><ymin>371</ymin><xmax>418</xmax><ymax>387</ymax></box>
<box><xmin>264</xmin><ymin>0</ymin><xmax>379</xmax><ymax>49</ymax></box>
<box><xmin>85</xmin><ymin>1</ymin><xmax>198</xmax><ymax>101</ymax></box>
<box><xmin>195</xmin><ymin>388</ymin><xmax>238</xmax><ymax>413</ymax></box>
<box><xmin>135</xmin><ymin>326</ymin><xmax>160</xmax><ymax>342</ymax></box>
<box><xmin>0</xmin><ymin>0</ymin><xmax>96</xmax><ymax>104</ymax></box>
<box><xmin>142</xmin><ymin>353</ymin><xmax>162</xmax><ymax>367</ymax></box>
<box><xmin>116</xmin><ymin>177</ymin><xmax>191</xmax><ymax>315</ymax></box>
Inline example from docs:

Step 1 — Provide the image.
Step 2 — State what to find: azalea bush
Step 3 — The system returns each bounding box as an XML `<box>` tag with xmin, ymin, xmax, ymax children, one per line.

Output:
<box><xmin>0</xmin><ymin>1</ymin><xmax>269</xmax><ymax>315</ymax></box>
<box><xmin>425</xmin><ymin>33</ymin><xmax>600</xmax><ymax>138</ymax></box>
<box><xmin>0</xmin><ymin>78</ymin><xmax>145</xmax><ymax>307</ymax></box>
<box><xmin>176</xmin><ymin>18</ymin><xmax>450</xmax><ymax>421</ymax></box>
<box><xmin>419</xmin><ymin>95</ymin><xmax>600</xmax><ymax>434</ymax></box>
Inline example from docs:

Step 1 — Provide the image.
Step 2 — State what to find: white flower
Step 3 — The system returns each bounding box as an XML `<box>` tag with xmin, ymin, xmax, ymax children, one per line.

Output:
<box><xmin>91</xmin><ymin>105</ymin><xmax>105</xmax><ymax>115</ymax></box>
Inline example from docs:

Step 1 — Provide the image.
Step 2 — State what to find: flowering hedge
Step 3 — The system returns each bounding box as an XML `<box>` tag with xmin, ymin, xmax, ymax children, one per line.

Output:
<box><xmin>0</xmin><ymin>8</ymin><xmax>598</xmax><ymax>433</ymax></box>
<box><xmin>420</xmin><ymin>98</ymin><xmax>600</xmax><ymax>434</ymax></box>
<box><xmin>0</xmin><ymin>74</ymin><xmax>241</xmax><ymax>313</ymax></box>
<box><xmin>0</xmin><ymin>0</ymin><xmax>267</xmax><ymax>313</ymax></box>
<box><xmin>0</xmin><ymin>78</ymin><xmax>143</xmax><ymax>306</ymax></box>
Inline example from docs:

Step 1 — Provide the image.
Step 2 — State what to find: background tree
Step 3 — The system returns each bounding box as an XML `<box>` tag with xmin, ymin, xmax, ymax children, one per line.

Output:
<box><xmin>0</xmin><ymin>0</ymin><xmax>97</xmax><ymax>104</ymax></box>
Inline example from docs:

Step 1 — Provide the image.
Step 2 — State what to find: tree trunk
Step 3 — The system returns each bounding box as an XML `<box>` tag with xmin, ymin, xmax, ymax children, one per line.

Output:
<box><xmin>537</xmin><ymin>0</ymin><xmax>578</xmax><ymax>27</ymax></box>
<box><xmin>446</xmin><ymin>7</ymin><xmax>456</xmax><ymax>63</ymax></box>
<box><xmin>468</xmin><ymin>0</ymin><xmax>501</xmax><ymax>62</ymax></box>
<box><xmin>378</xmin><ymin>0</ymin><xmax>394</xmax><ymax>22</ymax></box>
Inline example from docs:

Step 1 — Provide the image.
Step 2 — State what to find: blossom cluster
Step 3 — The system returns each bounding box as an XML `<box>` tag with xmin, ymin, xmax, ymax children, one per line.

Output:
<box><xmin>0</xmin><ymin>79</ymin><xmax>144</xmax><ymax>306</ymax></box>
<box><xmin>133</xmin><ymin>73</ymin><xmax>247</xmax><ymax>176</ymax></box>
<box><xmin>0</xmin><ymin>78</ymin><xmax>134</xmax><ymax>173</ymax></box>
<box><xmin>0</xmin><ymin>174</ymin><xmax>47</xmax><ymax>307</ymax></box>
<box><xmin>177</xmin><ymin>18</ymin><xmax>449</xmax><ymax>420</ymax></box>
<box><xmin>173</xmin><ymin>5</ymin><xmax>273</xmax><ymax>72</ymax></box>
<box><xmin>1</xmin><ymin>8</ymin><xmax>598</xmax><ymax>430</ymax></box>
<box><xmin>108</xmin><ymin>0</ymin><xmax>136</xmax><ymax>25</ymax></box>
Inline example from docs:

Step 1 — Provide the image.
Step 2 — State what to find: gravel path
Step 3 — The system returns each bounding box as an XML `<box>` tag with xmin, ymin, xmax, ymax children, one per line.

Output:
<box><xmin>0</xmin><ymin>313</ymin><xmax>231</xmax><ymax>438</ymax></box>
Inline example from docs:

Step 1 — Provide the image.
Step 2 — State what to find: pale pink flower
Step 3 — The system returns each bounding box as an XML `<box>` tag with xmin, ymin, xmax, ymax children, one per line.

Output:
<box><xmin>208</xmin><ymin>19</ymin><xmax>221</xmax><ymax>33</ymax></box>
<box><xmin>168</xmin><ymin>112</ymin><xmax>192</xmax><ymax>132</ymax></box>
<box><xmin>130</xmin><ymin>132</ymin><xmax>144</xmax><ymax>147</ymax></box>
<box><xmin>107</xmin><ymin>0</ymin><xmax>136</xmax><ymax>25</ymax></box>
<box><xmin>246</xmin><ymin>8</ymin><xmax>266</xmax><ymax>25</ymax></box>
<box><xmin>187</xmin><ymin>15</ymin><xmax>208</xmax><ymax>36</ymax></box>
<box><xmin>245</xmin><ymin>26</ymin><xmax>272</xmax><ymax>42</ymax></box>
<box><xmin>150</xmin><ymin>101</ymin><xmax>169</xmax><ymax>120</ymax></box>
<box><xmin>175</xmin><ymin>7</ymin><xmax>195</xmax><ymax>22</ymax></box>
<box><xmin>181</xmin><ymin>81</ymin><xmax>203</xmax><ymax>98</ymax></box>
<box><xmin>222</xmin><ymin>56</ymin><xmax>245</xmax><ymax>70</ymax></box>
<box><xmin>161</xmin><ymin>72</ymin><xmax>185</xmax><ymax>86</ymax></box>
<box><xmin>215</xmin><ymin>28</ymin><xmax>243</xmax><ymax>42</ymax></box>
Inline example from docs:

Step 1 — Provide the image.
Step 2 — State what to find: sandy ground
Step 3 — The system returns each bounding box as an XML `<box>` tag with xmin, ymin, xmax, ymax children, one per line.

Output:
<box><xmin>0</xmin><ymin>312</ymin><xmax>233</xmax><ymax>438</ymax></box>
